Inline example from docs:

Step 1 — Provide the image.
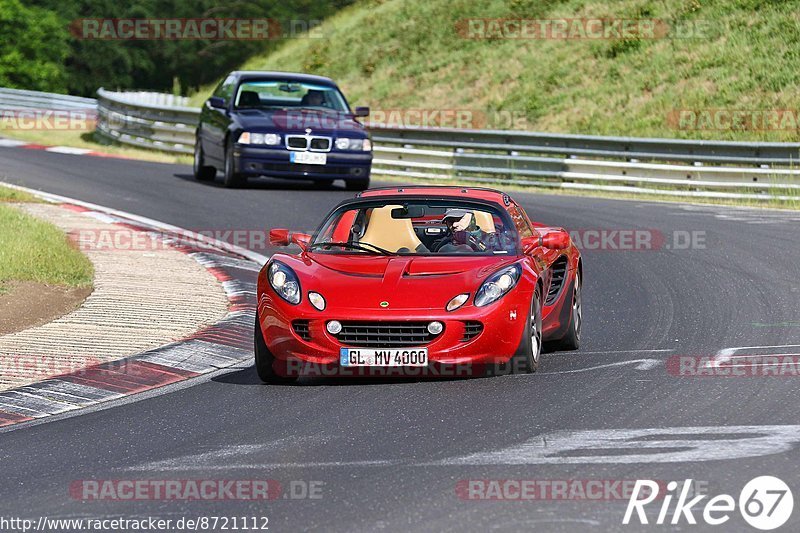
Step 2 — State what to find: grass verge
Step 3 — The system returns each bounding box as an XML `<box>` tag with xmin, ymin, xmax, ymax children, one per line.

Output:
<box><xmin>0</xmin><ymin>188</ymin><xmax>93</xmax><ymax>294</ymax></box>
<box><xmin>0</xmin><ymin>183</ymin><xmax>39</xmax><ymax>203</ymax></box>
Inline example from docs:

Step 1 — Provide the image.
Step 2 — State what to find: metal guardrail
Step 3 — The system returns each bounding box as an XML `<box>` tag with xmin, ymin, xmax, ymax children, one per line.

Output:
<box><xmin>95</xmin><ymin>88</ymin><xmax>196</xmax><ymax>153</ymax></box>
<box><xmin>0</xmin><ymin>87</ymin><xmax>97</xmax><ymax>111</ymax></box>
<box><xmin>6</xmin><ymin>87</ymin><xmax>800</xmax><ymax>201</ymax></box>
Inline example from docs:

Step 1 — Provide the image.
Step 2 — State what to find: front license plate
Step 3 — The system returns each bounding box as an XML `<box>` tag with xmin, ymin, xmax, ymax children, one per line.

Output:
<box><xmin>340</xmin><ymin>348</ymin><xmax>428</xmax><ymax>367</ymax></box>
<box><xmin>290</xmin><ymin>151</ymin><xmax>327</xmax><ymax>165</ymax></box>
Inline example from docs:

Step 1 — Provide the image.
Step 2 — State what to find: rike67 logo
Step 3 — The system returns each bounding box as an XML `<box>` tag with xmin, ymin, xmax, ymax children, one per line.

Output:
<box><xmin>624</xmin><ymin>476</ymin><xmax>793</xmax><ymax>530</ymax></box>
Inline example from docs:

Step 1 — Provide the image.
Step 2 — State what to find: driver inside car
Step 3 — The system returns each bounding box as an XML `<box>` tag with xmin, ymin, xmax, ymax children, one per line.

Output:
<box><xmin>435</xmin><ymin>209</ymin><xmax>499</xmax><ymax>253</ymax></box>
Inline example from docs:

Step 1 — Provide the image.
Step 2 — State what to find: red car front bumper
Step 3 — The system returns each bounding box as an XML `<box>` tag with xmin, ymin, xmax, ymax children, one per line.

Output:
<box><xmin>257</xmin><ymin>288</ymin><xmax>532</xmax><ymax>371</ymax></box>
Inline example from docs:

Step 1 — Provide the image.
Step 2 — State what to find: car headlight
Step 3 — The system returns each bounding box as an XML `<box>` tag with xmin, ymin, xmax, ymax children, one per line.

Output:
<box><xmin>334</xmin><ymin>138</ymin><xmax>371</xmax><ymax>151</ymax></box>
<box><xmin>474</xmin><ymin>264</ymin><xmax>521</xmax><ymax>307</ymax></box>
<box><xmin>238</xmin><ymin>132</ymin><xmax>281</xmax><ymax>145</ymax></box>
<box><xmin>268</xmin><ymin>261</ymin><xmax>301</xmax><ymax>304</ymax></box>
<box><xmin>263</xmin><ymin>133</ymin><xmax>281</xmax><ymax>145</ymax></box>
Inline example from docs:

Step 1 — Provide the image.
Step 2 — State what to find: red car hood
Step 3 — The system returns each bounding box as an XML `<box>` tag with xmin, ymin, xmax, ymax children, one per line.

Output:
<box><xmin>301</xmin><ymin>253</ymin><xmax>518</xmax><ymax>311</ymax></box>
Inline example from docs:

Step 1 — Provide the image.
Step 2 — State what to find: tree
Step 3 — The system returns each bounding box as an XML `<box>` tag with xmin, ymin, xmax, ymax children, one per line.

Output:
<box><xmin>0</xmin><ymin>0</ymin><xmax>68</xmax><ymax>92</ymax></box>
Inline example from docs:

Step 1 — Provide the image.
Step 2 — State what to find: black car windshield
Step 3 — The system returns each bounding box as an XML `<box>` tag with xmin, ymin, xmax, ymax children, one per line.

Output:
<box><xmin>234</xmin><ymin>80</ymin><xmax>349</xmax><ymax>112</ymax></box>
<box><xmin>312</xmin><ymin>199</ymin><xmax>520</xmax><ymax>255</ymax></box>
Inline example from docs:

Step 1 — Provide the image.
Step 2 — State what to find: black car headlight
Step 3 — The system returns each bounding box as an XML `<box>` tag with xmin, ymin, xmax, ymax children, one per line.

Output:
<box><xmin>474</xmin><ymin>264</ymin><xmax>521</xmax><ymax>307</ymax></box>
<box><xmin>334</xmin><ymin>138</ymin><xmax>371</xmax><ymax>151</ymax></box>
<box><xmin>268</xmin><ymin>261</ymin><xmax>301</xmax><ymax>304</ymax></box>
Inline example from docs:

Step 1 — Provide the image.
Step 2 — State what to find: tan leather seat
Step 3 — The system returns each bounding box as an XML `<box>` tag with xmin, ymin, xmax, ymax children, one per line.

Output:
<box><xmin>360</xmin><ymin>205</ymin><xmax>425</xmax><ymax>252</ymax></box>
<box><xmin>473</xmin><ymin>210</ymin><xmax>496</xmax><ymax>233</ymax></box>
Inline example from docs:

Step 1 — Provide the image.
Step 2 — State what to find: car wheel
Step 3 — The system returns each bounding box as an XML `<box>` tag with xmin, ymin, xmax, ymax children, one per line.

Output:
<box><xmin>510</xmin><ymin>286</ymin><xmax>543</xmax><ymax>374</ymax></box>
<box><xmin>223</xmin><ymin>138</ymin><xmax>245</xmax><ymax>188</ymax></box>
<box><xmin>254</xmin><ymin>314</ymin><xmax>297</xmax><ymax>384</ymax></box>
<box><xmin>344</xmin><ymin>176</ymin><xmax>370</xmax><ymax>191</ymax></box>
<box><xmin>193</xmin><ymin>141</ymin><xmax>216</xmax><ymax>181</ymax></box>
<box><xmin>557</xmin><ymin>273</ymin><xmax>582</xmax><ymax>351</ymax></box>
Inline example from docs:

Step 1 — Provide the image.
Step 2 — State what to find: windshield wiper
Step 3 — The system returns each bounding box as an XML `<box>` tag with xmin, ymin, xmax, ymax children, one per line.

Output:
<box><xmin>309</xmin><ymin>241</ymin><xmax>395</xmax><ymax>255</ymax></box>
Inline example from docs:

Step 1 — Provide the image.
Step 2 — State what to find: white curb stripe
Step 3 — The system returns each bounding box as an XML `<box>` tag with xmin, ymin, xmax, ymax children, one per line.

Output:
<box><xmin>45</xmin><ymin>146</ymin><xmax>93</xmax><ymax>155</ymax></box>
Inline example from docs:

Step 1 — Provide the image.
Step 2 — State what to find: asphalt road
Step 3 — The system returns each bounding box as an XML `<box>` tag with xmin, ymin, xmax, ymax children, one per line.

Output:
<box><xmin>2</xmin><ymin>147</ymin><xmax>800</xmax><ymax>532</ymax></box>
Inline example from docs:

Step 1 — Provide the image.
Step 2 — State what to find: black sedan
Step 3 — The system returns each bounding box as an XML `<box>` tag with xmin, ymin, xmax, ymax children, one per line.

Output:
<box><xmin>194</xmin><ymin>71</ymin><xmax>372</xmax><ymax>189</ymax></box>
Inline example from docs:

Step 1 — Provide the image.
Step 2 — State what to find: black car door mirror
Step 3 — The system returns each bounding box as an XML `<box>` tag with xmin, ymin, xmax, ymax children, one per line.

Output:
<box><xmin>208</xmin><ymin>96</ymin><xmax>226</xmax><ymax>110</ymax></box>
<box><xmin>354</xmin><ymin>106</ymin><xmax>370</xmax><ymax>117</ymax></box>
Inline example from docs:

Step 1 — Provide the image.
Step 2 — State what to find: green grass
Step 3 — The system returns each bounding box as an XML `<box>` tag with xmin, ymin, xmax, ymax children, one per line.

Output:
<box><xmin>0</xmin><ymin>200</ymin><xmax>94</xmax><ymax>291</ymax></box>
<box><xmin>191</xmin><ymin>0</ymin><xmax>800</xmax><ymax>142</ymax></box>
<box><xmin>0</xmin><ymin>129</ymin><xmax>192</xmax><ymax>165</ymax></box>
<box><xmin>0</xmin><ymin>183</ymin><xmax>38</xmax><ymax>203</ymax></box>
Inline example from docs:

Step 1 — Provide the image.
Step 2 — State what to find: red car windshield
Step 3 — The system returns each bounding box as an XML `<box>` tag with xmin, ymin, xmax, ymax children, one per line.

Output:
<box><xmin>311</xmin><ymin>200</ymin><xmax>519</xmax><ymax>255</ymax></box>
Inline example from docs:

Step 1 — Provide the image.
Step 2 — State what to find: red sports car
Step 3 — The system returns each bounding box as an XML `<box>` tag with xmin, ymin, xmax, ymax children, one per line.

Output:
<box><xmin>255</xmin><ymin>186</ymin><xmax>582</xmax><ymax>382</ymax></box>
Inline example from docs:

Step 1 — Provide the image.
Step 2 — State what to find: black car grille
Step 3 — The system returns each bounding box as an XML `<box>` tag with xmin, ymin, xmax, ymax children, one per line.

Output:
<box><xmin>461</xmin><ymin>321</ymin><xmax>483</xmax><ymax>342</ymax></box>
<box><xmin>286</xmin><ymin>136</ymin><xmax>307</xmax><ymax>149</ymax></box>
<box><xmin>545</xmin><ymin>256</ymin><xmax>569</xmax><ymax>306</ymax></box>
<box><xmin>334</xmin><ymin>321</ymin><xmax>439</xmax><ymax>347</ymax></box>
<box><xmin>285</xmin><ymin>135</ymin><xmax>331</xmax><ymax>151</ymax></box>
<box><xmin>310</xmin><ymin>137</ymin><xmax>331</xmax><ymax>150</ymax></box>
<box><xmin>292</xmin><ymin>320</ymin><xmax>311</xmax><ymax>340</ymax></box>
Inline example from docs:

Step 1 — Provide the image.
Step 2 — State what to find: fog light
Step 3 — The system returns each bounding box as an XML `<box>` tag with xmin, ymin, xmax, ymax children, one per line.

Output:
<box><xmin>326</xmin><ymin>320</ymin><xmax>342</xmax><ymax>334</ymax></box>
<box><xmin>308</xmin><ymin>291</ymin><xmax>326</xmax><ymax>311</ymax></box>
<box><xmin>427</xmin><ymin>321</ymin><xmax>444</xmax><ymax>335</ymax></box>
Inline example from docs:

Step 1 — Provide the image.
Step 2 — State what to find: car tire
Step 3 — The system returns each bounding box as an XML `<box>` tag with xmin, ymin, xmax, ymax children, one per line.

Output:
<box><xmin>254</xmin><ymin>314</ymin><xmax>297</xmax><ymax>384</ymax></box>
<box><xmin>193</xmin><ymin>141</ymin><xmax>216</xmax><ymax>181</ymax></box>
<box><xmin>511</xmin><ymin>285</ymin><xmax>543</xmax><ymax>374</ymax></box>
<box><xmin>223</xmin><ymin>138</ymin><xmax>245</xmax><ymax>188</ymax></box>
<box><xmin>556</xmin><ymin>272</ymin><xmax>582</xmax><ymax>351</ymax></box>
<box><xmin>344</xmin><ymin>176</ymin><xmax>370</xmax><ymax>191</ymax></box>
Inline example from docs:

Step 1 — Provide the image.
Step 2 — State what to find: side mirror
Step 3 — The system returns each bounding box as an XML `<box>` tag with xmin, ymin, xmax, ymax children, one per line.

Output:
<box><xmin>354</xmin><ymin>106</ymin><xmax>370</xmax><ymax>117</ymax></box>
<box><xmin>540</xmin><ymin>229</ymin><xmax>571</xmax><ymax>250</ymax></box>
<box><xmin>291</xmin><ymin>233</ymin><xmax>311</xmax><ymax>250</ymax></box>
<box><xmin>208</xmin><ymin>96</ymin><xmax>226</xmax><ymax>110</ymax></box>
<box><xmin>269</xmin><ymin>229</ymin><xmax>311</xmax><ymax>250</ymax></box>
<box><xmin>269</xmin><ymin>228</ymin><xmax>290</xmax><ymax>246</ymax></box>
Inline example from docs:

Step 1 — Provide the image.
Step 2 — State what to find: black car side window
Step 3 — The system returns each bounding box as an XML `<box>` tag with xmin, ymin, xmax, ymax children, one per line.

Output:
<box><xmin>215</xmin><ymin>75</ymin><xmax>236</xmax><ymax>101</ymax></box>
